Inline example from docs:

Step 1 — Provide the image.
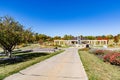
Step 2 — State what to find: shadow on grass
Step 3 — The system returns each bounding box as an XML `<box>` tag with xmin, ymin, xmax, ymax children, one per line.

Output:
<box><xmin>13</xmin><ymin>50</ymin><xmax>33</xmax><ymax>54</ymax></box>
<box><xmin>0</xmin><ymin>52</ymin><xmax>49</xmax><ymax>66</ymax></box>
<box><xmin>0</xmin><ymin>50</ymin><xmax>33</xmax><ymax>56</ymax></box>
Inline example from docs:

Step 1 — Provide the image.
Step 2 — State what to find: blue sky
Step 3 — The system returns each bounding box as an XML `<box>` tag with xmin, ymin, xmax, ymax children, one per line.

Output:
<box><xmin>0</xmin><ymin>0</ymin><xmax>120</xmax><ymax>37</ymax></box>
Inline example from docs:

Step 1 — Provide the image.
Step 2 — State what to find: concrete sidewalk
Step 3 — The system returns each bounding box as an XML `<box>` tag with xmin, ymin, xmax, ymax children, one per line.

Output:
<box><xmin>4</xmin><ymin>48</ymin><xmax>88</xmax><ymax>80</ymax></box>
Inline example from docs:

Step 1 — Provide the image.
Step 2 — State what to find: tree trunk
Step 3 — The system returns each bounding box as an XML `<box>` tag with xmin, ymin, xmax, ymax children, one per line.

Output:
<box><xmin>3</xmin><ymin>47</ymin><xmax>13</xmax><ymax>58</ymax></box>
<box><xmin>4</xmin><ymin>49</ymin><xmax>7</xmax><ymax>55</ymax></box>
<box><xmin>8</xmin><ymin>50</ymin><xmax>12</xmax><ymax>58</ymax></box>
<box><xmin>4</xmin><ymin>49</ymin><xmax>9</xmax><ymax>56</ymax></box>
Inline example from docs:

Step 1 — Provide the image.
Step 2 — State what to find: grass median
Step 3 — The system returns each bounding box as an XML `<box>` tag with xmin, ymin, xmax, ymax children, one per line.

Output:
<box><xmin>0</xmin><ymin>50</ymin><xmax>64</xmax><ymax>80</ymax></box>
<box><xmin>79</xmin><ymin>51</ymin><xmax>120</xmax><ymax>80</ymax></box>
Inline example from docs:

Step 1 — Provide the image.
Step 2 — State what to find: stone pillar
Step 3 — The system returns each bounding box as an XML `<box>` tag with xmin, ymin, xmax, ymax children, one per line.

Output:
<box><xmin>54</xmin><ymin>41</ymin><xmax>58</xmax><ymax>45</ymax></box>
<box><xmin>88</xmin><ymin>41</ymin><xmax>89</xmax><ymax>44</ymax></box>
<box><xmin>90</xmin><ymin>41</ymin><xmax>92</xmax><ymax>44</ymax></box>
<box><xmin>64</xmin><ymin>41</ymin><xmax>66</xmax><ymax>45</ymax></box>
<box><xmin>67</xmin><ymin>41</ymin><xmax>69</xmax><ymax>45</ymax></box>
<box><xmin>100</xmin><ymin>41</ymin><xmax>101</xmax><ymax>45</ymax></box>
<box><xmin>70</xmin><ymin>41</ymin><xmax>72</xmax><ymax>45</ymax></box>
<box><xmin>61</xmin><ymin>41</ymin><xmax>63</xmax><ymax>45</ymax></box>
<box><xmin>91</xmin><ymin>41</ymin><xmax>93</xmax><ymax>45</ymax></box>
<box><xmin>59</xmin><ymin>41</ymin><xmax>60</xmax><ymax>45</ymax></box>
<box><xmin>94</xmin><ymin>41</ymin><xmax>96</xmax><ymax>46</ymax></box>
<box><xmin>105</xmin><ymin>40</ymin><xmax>107</xmax><ymax>45</ymax></box>
<box><xmin>54</xmin><ymin>41</ymin><xmax>56</xmax><ymax>45</ymax></box>
<box><xmin>102</xmin><ymin>41</ymin><xmax>103</xmax><ymax>45</ymax></box>
<box><xmin>89</xmin><ymin>41</ymin><xmax>91</xmax><ymax>44</ymax></box>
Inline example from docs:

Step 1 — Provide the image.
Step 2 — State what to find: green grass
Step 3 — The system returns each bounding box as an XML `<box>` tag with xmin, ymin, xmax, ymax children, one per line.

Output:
<box><xmin>79</xmin><ymin>51</ymin><xmax>120</xmax><ymax>80</ymax></box>
<box><xmin>0</xmin><ymin>50</ymin><xmax>64</xmax><ymax>80</ymax></box>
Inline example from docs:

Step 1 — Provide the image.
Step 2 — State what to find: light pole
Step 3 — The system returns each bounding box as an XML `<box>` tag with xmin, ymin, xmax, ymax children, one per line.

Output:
<box><xmin>77</xmin><ymin>36</ymin><xmax>81</xmax><ymax>44</ymax></box>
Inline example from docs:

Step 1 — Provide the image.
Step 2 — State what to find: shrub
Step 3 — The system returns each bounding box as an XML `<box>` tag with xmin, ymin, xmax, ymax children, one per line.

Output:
<box><xmin>79</xmin><ymin>48</ymin><xmax>90</xmax><ymax>51</ymax></box>
<box><xmin>108</xmin><ymin>44</ymin><xmax>114</xmax><ymax>47</ymax></box>
<box><xmin>89</xmin><ymin>49</ymin><xmax>120</xmax><ymax>66</ymax></box>
<box><xmin>104</xmin><ymin>53</ymin><xmax>120</xmax><ymax>66</ymax></box>
<box><xmin>103</xmin><ymin>53</ymin><xmax>113</xmax><ymax>62</ymax></box>
<box><xmin>109</xmin><ymin>53</ymin><xmax>120</xmax><ymax>66</ymax></box>
<box><xmin>95</xmin><ymin>50</ymin><xmax>105</xmax><ymax>55</ymax></box>
<box><xmin>89</xmin><ymin>49</ymin><xmax>112</xmax><ymax>55</ymax></box>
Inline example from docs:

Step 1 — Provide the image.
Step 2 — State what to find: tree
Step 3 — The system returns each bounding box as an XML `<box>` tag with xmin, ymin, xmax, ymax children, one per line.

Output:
<box><xmin>117</xmin><ymin>34</ymin><xmax>120</xmax><ymax>39</ymax></box>
<box><xmin>85</xmin><ymin>36</ymin><xmax>96</xmax><ymax>40</ymax></box>
<box><xmin>39</xmin><ymin>34</ymin><xmax>48</xmax><ymax>42</ymax></box>
<box><xmin>53</xmin><ymin>36</ymin><xmax>61</xmax><ymax>40</ymax></box>
<box><xmin>114</xmin><ymin>36</ymin><xmax>119</xmax><ymax>44</ymax></box>
<box><xmin>101</xmin><ymin>35</ymin><xmax>106</xmax><ymax>38</ymax></box>
<box><xmin>106</xmin><ymin>34</ymin><xmax>113</xmax><ymax>39</ymax></box>
<box><xmin>63</xmin><ymin>35</ymin><xmax>74</xmax><ymax>40</ymax></box>
<box><xmin>38</xmin><ymin>34</ymin><xmax>49</xmax><ymax>45</ymax></box>
<box><xmin>34</xmin><ymin>33</ymin><xmax>40</xmax><ymax>42</ymax></box>
<box><xmin>0</xmin><ymin>16</ymin><xmax>26</xmax><ymax>58</ymax></box>
<box><xmin>46</xmin><ymin>36</ymin><xmax>53</xmax><ymax>42</ymax></box>
<box><xmin>23</xmin><ymin>28</ymin><xmax>35</xmax><ymax>43</ymax></box>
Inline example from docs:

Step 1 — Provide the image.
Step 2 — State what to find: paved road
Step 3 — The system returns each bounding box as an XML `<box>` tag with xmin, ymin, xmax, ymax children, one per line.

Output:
<box><xmin>4</xmin><ymin>48</ymin><xmax>88</xmax><ymax>80</ymax></box>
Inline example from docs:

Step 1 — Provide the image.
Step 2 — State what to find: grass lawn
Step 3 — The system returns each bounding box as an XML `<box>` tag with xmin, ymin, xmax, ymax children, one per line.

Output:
<box><xmin>79</xmin><ymin>51</ymin><xmax>120</xmax><ymax>80</ymax></box>
<box><xmin>0</xmin><ymin>50</ymin><xmax>64</xmax><ymax>80</ymax></box>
